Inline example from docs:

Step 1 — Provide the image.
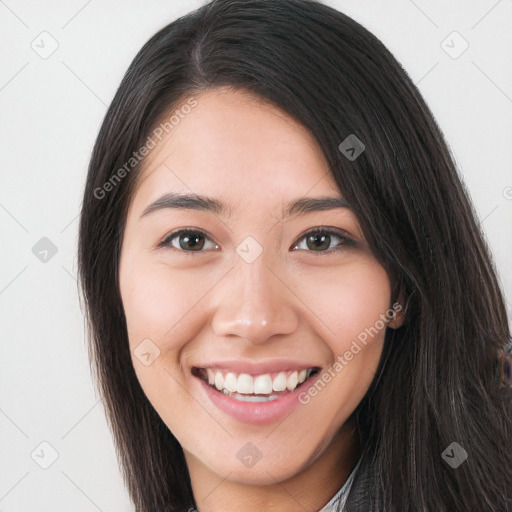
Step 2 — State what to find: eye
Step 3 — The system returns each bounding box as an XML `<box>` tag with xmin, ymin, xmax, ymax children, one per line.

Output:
<box><xmin>291</xmin><ymin>227</ymin><xmax>355</xmax><ymax>254</ymax></box>
<box><xmin>158</xmin><ymin>229</ymin><xmax>219</xmax><ymax>254</ymax></box>
<box><xmin>158</xmin><ymin>227</ymin><xmax>355</xmax><ymax>255</ymax></box>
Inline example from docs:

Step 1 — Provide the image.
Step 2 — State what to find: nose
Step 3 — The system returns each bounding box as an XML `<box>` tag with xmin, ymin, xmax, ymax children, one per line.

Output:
<box><xmin>211</xmin><ymin>253</ymin><xmax>299</xmax><ymax>345</ymax></box>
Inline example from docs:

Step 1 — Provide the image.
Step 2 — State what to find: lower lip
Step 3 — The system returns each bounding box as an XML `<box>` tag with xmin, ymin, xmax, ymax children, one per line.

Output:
<box><xmin>195</xmin><ymin>376</ymin><xmax>309</xmax><ymax>426</ymax></box>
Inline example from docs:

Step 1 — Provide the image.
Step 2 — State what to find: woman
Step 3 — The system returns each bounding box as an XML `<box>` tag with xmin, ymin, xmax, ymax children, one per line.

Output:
<box><xmin>78</xmin><ymin>0</ymin><xmax>512</xmax><ymax>510</ymax></box>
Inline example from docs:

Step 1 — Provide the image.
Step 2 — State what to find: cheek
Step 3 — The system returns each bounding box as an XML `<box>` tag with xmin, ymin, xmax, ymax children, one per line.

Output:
<box><xmin>297</xmin><ymin>257</ymin><xmax>392</xmax><ymax>350</ymax></box>
<box><xmin>291</xmin><ymin>260</ymin><xmax>392</xmax><ymax>440</ymax></box>
<box><xmin>120</xmin><ymin>253</ymin><xmax>211</xmax><ymax>347</ymax></box>
<box><xmin>119</xmin><ymin>253</ymin><xmax>204</xmax><ymax>410</ymax></box>
<box><xmin>121</xmin><ymin>250</ymin><xmax>392</xmax><ymax>355</ymax></box>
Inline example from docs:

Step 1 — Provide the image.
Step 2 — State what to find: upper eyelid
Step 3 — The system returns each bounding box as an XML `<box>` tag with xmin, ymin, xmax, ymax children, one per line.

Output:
<box><xmin>293</xmin><ymin>226</ymin><xmax>353</xmax><ymax>242</ymax></box>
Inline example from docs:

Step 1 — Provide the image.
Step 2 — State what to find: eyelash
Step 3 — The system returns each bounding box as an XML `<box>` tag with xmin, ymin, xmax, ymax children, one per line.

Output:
<box><xmin>157</xmin><ymin>227</ymin><xmax>355</xmax><ymax>256</ymax></box>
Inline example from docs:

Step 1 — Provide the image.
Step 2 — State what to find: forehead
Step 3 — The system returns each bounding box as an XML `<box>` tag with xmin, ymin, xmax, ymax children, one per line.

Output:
<box><xmin>130</xmin><ymin>87</ymin><xmax>341</xmax><ymax>216</ymax></box>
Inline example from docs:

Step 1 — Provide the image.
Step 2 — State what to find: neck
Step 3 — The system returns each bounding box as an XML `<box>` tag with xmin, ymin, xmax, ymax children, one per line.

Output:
<box><xmin>185</xmin><ymin>422</ymin><xmax>361</xmax><ymax>512</ymax></box>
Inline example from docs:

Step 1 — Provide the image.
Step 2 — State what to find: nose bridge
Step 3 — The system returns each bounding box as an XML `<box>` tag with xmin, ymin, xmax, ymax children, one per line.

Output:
<box><xmin>211</xmin><ymin>249</ymin><xmax>298</xmax><ymax>344</ymax></box>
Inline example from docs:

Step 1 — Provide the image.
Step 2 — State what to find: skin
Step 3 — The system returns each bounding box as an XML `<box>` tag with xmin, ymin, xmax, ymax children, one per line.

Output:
<box><xmin>119</xmin><ymin>87</ymin><xmax>404</xmax><ymax>512</ymax></box>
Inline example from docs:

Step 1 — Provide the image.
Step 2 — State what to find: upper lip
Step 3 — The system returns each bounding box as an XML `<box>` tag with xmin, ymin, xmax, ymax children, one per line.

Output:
<box><xmin>191</xmin><ymin>359</ymin><xmax>320</xmax><ymax>375</ymax></box>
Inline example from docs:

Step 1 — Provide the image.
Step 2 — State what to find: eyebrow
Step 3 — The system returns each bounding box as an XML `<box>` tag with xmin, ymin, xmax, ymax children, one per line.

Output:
<box><xmin>140</xmin><ymin>192</ymin><xmax>350</xmax><ymax>219</ymax></box>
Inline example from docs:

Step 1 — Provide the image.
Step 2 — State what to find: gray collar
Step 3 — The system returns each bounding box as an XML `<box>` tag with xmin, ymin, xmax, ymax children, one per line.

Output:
<box><xmin>319</xmin><ymin>451</ymin><xmax>380</xmax><ymax>512</ymax></box>
<box><xmin>317</xmin><ymin>456</ymin><xmax>363</xmax><ymax>512</ymax></box>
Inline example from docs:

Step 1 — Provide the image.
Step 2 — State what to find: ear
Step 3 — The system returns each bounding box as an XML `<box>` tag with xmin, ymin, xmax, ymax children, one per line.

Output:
<box><xmin>387</xmin><ymin>284</ymin><xmax>407</xmax><ymax>329</ymax></box>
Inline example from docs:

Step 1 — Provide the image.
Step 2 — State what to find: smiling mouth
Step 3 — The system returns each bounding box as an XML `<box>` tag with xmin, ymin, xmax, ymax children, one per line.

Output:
<box><xmin>191</xmin><ymin>366</ymin><xmax>320</xmax><ymax>402</ymax></box>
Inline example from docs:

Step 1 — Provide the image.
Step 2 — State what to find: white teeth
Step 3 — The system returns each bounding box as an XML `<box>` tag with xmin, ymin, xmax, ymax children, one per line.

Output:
<box><xmin>224</xmin><ymin>372</ymin><xmax>238</xmax><ymax>392</ymax></box>
<box><xmin>214</xmin><ymin>372</ymin><xmax>224</xmax><ymax>391</ymax></box>
<box><xmin>237</xmin><ymin>373</ymin><xmax>254</xmax><ymax>394</ymax></box>
<box><xmin>286</xmin><ymin>371</ymin><xmax>298</xmax><ymax>391</ymax></box>
<box><xmin>232</xmin><ymin>394</ymin><xmax>279</xmax><ymax>402</ymax></box>
<box><xmin>272</xmin><ymin>372</ymin><xmax>287</xmax><ymax>392</ymax></box>
<box><xmin>253</xmin><ymin>374</ymin><xmax>273</xmax><ymax>394</ymax></box>
<box><xmin>203</xmin><ymin>367</ymin><xmax>314</xmax><ymax>396</ymax></box>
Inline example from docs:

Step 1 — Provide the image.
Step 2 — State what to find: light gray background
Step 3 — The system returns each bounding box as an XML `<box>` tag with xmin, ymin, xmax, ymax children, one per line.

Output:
<box><xmin>1</xmin><ymin>0</ymin><xmax>511</xmax><ymax>510</ymax></box>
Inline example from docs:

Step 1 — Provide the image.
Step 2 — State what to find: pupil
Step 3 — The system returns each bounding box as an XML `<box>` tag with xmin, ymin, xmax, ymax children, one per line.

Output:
<box><xmin>181</xmin><ymin>233</ymin><xmax>204</xmax><ymax>251</ymax></box>
<box><xmin>307</xmin><ymin>233</ymin><xmax>330</xmax><ymax>251</ymax></box>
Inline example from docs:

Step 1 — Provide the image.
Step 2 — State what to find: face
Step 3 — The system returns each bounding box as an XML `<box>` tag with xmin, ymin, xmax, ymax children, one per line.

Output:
<box><xmin>119</xmin><ymin>87</ymin><xmax>402</xmax><ymax>487</ymax></box>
